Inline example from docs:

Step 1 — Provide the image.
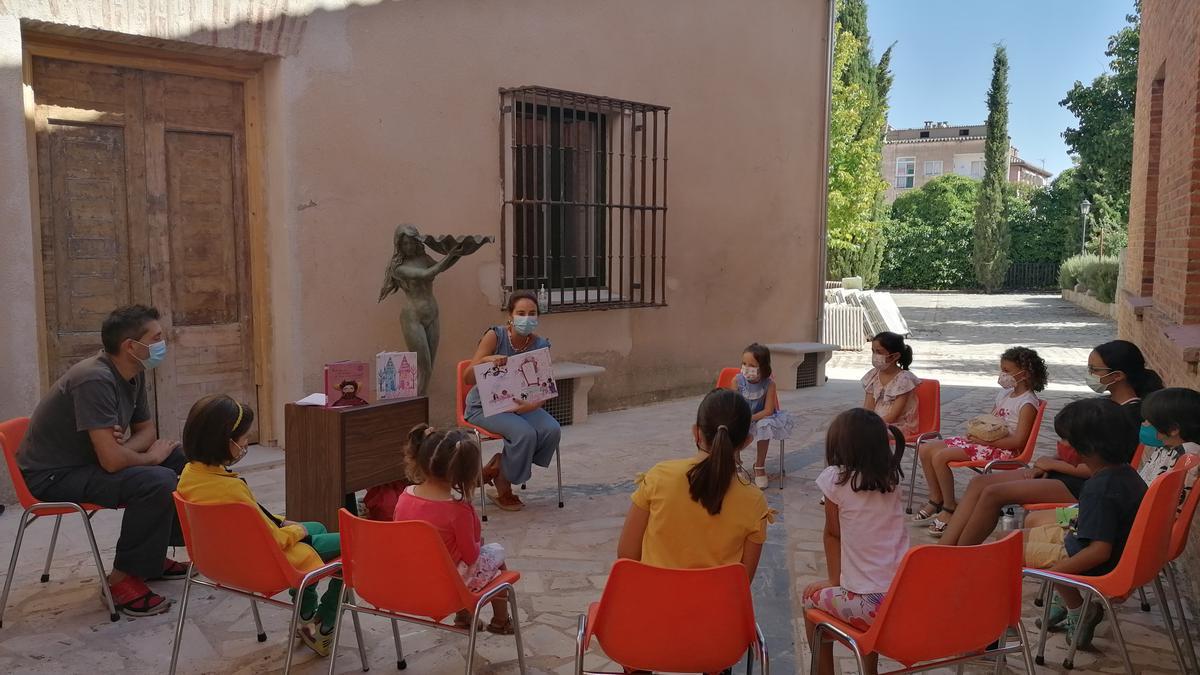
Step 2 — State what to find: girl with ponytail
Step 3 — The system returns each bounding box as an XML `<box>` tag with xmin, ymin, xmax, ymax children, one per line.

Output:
<box><xmin>804</xmin><ymin>408</ymin><xmax>909</xmax><ymax>675</ymax></box>
<box><xmin>862</xmin><ymin>331</ymin><xmax>921</xmax><ymax>436</ymax></box>
<box><xmin>617</xmin><ymin>389</ymin><xmax>773</xmax><ymax>579</ymax></box>
<box><xmin>392</xmin><ymin>424</ymin><xmax>515</xmax><ymax>635</ymax></box>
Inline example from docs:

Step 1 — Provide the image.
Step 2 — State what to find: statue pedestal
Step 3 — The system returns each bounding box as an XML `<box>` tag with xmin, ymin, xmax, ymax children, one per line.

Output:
<box><xmin>284</xmin><ymin>397</ymin><xmax>428</xmax><ymax>529</ymax></box>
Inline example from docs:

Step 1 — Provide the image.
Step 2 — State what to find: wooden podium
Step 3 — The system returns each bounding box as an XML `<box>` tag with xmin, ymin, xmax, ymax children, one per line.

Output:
<box><xmin>284</xmin><ymin>397</ymin><xmax>428</xmax><ymax>529</ymax></box>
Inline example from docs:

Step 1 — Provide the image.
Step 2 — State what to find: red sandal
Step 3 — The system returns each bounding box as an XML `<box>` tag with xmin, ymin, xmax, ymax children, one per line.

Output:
<box><xmin>152</xmin><ymin>558</ymin><xmax>189</xmax><ymax>581</ymax></box>
<box><xmin>108</xmin><ymin>576</ymin><xmax>172</xmax><ymax>617</ymax></box>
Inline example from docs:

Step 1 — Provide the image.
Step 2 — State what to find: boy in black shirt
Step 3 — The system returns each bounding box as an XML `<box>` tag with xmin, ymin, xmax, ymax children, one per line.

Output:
<box><xmin>1022</xmin><ymin>398</ymin><xmax>1144</xmax><ymax>648</ymax></box>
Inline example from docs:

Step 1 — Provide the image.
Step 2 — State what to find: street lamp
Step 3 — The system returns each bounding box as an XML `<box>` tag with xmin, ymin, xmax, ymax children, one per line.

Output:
<box><xmin>1080</xmin><ymin>199</ymin><xmax>1092</xmax><ymax>254</ymax></box>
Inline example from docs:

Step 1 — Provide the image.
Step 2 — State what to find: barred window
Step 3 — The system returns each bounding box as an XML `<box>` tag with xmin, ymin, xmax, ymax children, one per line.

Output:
<box><xmin>500</xmin><ymin>86</ymin><xmax>669</xmax><ymax>311</ymax></box>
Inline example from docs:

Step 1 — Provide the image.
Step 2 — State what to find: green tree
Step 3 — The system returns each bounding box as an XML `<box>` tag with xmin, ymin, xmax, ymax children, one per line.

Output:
<box><xmin>973</xmin><ymin>45</ymin><xmax>1011</xmax><ymax>292</ymax></box>
<box><xmin>1060</xmin><ymin>6</ymin><xmax>1139</xmax><ymax>224</ymax></box>
<box><xmin>826</xmin><ymin>0</ymin><xmax>892</xmax><ymax>286</ymax></box>
<box><xmin>881</xmin><ymin>175</ymin><xmax>979</xmax><ymax>289</ymax></box>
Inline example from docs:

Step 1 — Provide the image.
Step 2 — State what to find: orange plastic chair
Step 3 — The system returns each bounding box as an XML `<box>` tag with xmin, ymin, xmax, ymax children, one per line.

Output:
<box><xmin>329</xmin><ymin>509</ymin><xmax>526</xmax><ymax>674</ymax></box>
<box><xmin>949</xmin><ymin>400</ymin><xmax>1049</xmax><ymax>476</ymax></box>
<box><xmin>0</xmin><ymin>417</ymin><xmax>119</xmax><ymax>626</ymax></box>
<box><xmin>457</xmin><ymin>359</ymin><xmax>564</xmax><ymax>515</ymax></box>
<box><xmin>1160</xmin><ymin>454</ymin><xmax>1200</xmax><ymax>672</ymax></box>
<box><xmin>718</xmin><ymin>367</ymin><xmax>786</xmax><ymax>489</ymax></box>
<box><xmin>575</xmin><ymin>559</ymin><xmax>767</xmax><ymax>674</ymax></box>
<box><xmin>168</xmin><ymin>493</ymin><xmax>363</xmax><ymax>675</ymax></box>
<box><xmin>903</xmin><ymin>378</ymin><xmax>942</xmax><ymax>514</ymax></box>
<box><xmin>1024</xmin><ymin>462</ymin><xmax>1189</xmax><ymax>672</ymax></box>
<box><xmin>806</xmin><ymin>531</ymin><xmax>1033</xmax><ymax>673</ymax></box>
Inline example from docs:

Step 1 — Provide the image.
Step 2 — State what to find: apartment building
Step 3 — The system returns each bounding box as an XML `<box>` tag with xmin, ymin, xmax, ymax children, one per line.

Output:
<box><xmin>881</xmin><ymin>122</ymin><xmax>1052</xmax><ymax>202</ymax></box>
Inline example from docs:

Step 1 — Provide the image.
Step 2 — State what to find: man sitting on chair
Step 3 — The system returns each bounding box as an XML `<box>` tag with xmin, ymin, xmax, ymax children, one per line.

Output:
<box><xmin>18</xmin><ymin>305</ymin><xmax>187</xmax><ymax>617</ymax></box>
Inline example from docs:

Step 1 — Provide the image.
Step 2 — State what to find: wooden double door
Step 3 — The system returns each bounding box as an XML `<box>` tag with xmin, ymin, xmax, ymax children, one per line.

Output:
<box><xmin>32</xmin><ymin>56</ymin><xmax>257</xmax><ymax>441</ymax></box>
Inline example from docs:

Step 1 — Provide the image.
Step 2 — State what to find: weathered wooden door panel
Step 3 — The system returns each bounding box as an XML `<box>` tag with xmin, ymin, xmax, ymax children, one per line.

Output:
<box><xmin>33</xmin><ymin>58</ymin><xmax>255</xmax><ymax>442</ymax></box>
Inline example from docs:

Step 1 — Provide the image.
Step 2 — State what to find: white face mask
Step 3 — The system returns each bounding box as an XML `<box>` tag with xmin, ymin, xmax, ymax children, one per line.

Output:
<box><xmin>741</xmin><ymin>365</ymin><xmax>760</xmax><ymax>382</ymax></box>
<box><xmin>997</xmin><ymin>372</ymin><xmax>1022</xmax><ymax>389</ymax></box>
<box><xmin>872</xmin><ymin>353</ymin><xmax>891</xmax><ymax>370</ymax></box>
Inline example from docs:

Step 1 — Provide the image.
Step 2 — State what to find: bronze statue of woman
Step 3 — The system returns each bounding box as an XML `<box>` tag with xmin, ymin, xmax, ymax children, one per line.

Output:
<box><xmin>378</xmin><ymin>224</ymin><xmax>491</xmax><ymax>395</ymax></box>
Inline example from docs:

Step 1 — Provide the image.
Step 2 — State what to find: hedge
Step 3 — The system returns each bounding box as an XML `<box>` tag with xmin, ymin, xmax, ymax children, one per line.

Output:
<box><xmin>1059</xmin><ymin>253</ymin><xmax>1119</xmax><ymax>303</ymax></box>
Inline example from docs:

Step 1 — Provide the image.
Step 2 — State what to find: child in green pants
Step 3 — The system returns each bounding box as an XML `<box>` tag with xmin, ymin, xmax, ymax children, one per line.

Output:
<box><xmin>177</xmin><ymin>394</ymin><xmax>344</xmax><ymax>657</ymax></box>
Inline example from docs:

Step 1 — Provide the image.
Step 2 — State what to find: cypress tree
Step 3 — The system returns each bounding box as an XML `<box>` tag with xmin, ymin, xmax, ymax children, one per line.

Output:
<box><xmin>973</xmin><ymin>45</ymin><xmax>1011</xmax><ymax>292</ymax></box>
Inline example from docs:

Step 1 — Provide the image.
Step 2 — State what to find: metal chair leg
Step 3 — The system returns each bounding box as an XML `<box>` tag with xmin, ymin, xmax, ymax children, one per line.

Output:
<box><xmin>78</xmin><ymin>509</ymin><xmax>118</xmax><ymax>622</ymax></box>
<box><xmin>284</xmin><ymin>575</ymin><xmax>315</xmax><ymax>674</ymax></box>
<box><xmin>1138</xmin><ymin>585</ymin><xmax>1151</xmax><ymax>612</ymax></box>
<box><xmin>1034</xmin><ymin>579</ymin><xmax>1047</xmax><ymax>607</ymax></box>
<box><xmin>476</xmin><ymin>435</ymin><xmax>487</xmax><ymax>523</ymax></box>
<box><xmin>1035</xmin><ymin>582</ymin><xmax>1054</xmax><ymax>665</ymax></box>
<box><xmin>905</xmin><ymin>441</ymin><xmax>922</xmax><ymax>514</ymax></box>
<box><xmin>1154</xmin><ymin>576</ymin><xmax>1188</xmax><ymax>674</ymax></box>
<box><xmin>0</xmin><ymin>512</ymin><xmax>32</xmax><ymax>628</ymax></box>
<box><xmin>1167</xmin><ymin>562</ymin><xmax>1200</xmax><ymax>674</ymax></box>
<box><xmin>1101</xmin><ymin>595</ymin><xmax>1135</xmax><ymax>675</ymax></box>
<box><xmin>40</xmin><ymin>515</ymin><xmax>62</xmax><ymax>583</ymax></box>
<box><xmin>327</xmin><ymin>586</ymin><xmax>349</xmax><ymax>675</ymax></box>
<box><xmin>250</xmin><ymin>600</ymin><xmax>266</xmax><ymax>642</ymax></box>
<box><xmin>168</xmin><ymin>564</ymin><xmax>194</xmax><ymax>675</ymax></box>
<box><xmin>509</xmin><ymin>586</ymin><xmax>528</xmax><ymax>674</ymax></box>
<box><xmin>555</xmin><ymin>446</ymin><xmax>564</xmax><ymax>507</ymax></box>
<box><xmin>1017</xmin><ymin>620</ymin><xmax>1037</xmax><ymax>674</ymax></box>
<box><xmin>392</xmin><ymin>618</ymin><xmax>407</xmax><ymax>669</ymax></box>
<box><xmin>1061</xmin><ymin>593</ymin><xmax>1093</xmax><ymax>669</ymax></box>
<box><xmin>349</xmin><ymin>591</ymin><xmax>368</xmax><ymax>672</ymax></box>
<box><xmin>778</xmin><ymin>440</ymin><xmax>785</xmax><ymax>490</ymax></box>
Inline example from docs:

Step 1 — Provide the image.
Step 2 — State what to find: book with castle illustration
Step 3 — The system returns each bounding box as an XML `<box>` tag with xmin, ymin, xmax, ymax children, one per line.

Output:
<box><xmin>324</xmin><ymin>361</ymin><xmax>371</xmax><ymax>408</ymax></box>
<box><xmin>473</xmin><ymin>347</ymin><xmax>558</xmax><ymax>417</ymax></box>
<box><xmin>376</xmin><ymin>351</ymin><xmax>418</xmax><ymax>400</ymax></box>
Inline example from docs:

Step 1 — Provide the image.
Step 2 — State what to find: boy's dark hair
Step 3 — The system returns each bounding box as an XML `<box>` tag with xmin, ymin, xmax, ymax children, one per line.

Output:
<box><xmin>825</xmin><ymin>408</ymin><xmax>906</xmax><ymax>493</ymax></box>
<box><xmin>743</xmin><ymin>343</ymin><xmax>773</xmax><ymax>379</ymax></box>
<box><xmin>405</xmin><ymin>424</ymin><xmax>482</xmax><ymax>499</ymax></box>
<box><xmin>182</xmin><ymin>394</ymin><xmax>255</xmax><ymax>466</ymax></box>
<box><xmin>688</xmin><ymin>389</ymin><xmax>752</xmax><ymax>515</ymax></box>
<box><xmin>1054</xmin><ymin>398</ymin><xmax>1138</xmax><ymax>464</ymax></box>
<box><xmin>1142</xmin><ymin>388</ymin><xmax>1200</xmax><ymax>443</ymax></box>
<box><xmin>506</xmin><ymin>291</ymin><xmax>539</xmax><ymax>314</ymax></box>
<box><xmin>101</xmin><ymin>305</ymin><xmax>161</xmax><ymax>354</ymax></box>
<box><xmin>1094</xmin><ymin>340</ymin><xmax>1164</xmax><ymax>398</ymax></box>
<box><xmin>873</xmin><ymin>332</ymin><xmax>913</xmax><ymax>370</ymax></box>
<box><xmin>1001</xmin><ymin>346</ymin><xmax>1049</xmax><ymax>392</ymax></box>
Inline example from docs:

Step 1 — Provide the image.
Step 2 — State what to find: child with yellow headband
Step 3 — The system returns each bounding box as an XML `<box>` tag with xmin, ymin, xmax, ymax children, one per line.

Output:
<box><xmin>176</xmin><ymin>394</ymin><xmax>343</xmax><ymax>657</ymax></box>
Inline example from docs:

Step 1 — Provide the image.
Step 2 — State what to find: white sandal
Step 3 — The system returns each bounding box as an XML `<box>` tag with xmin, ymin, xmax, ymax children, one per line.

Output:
<box><xmin>753</xmin><ymin>465</ymin><xmax>769</xmax><ymax>489</ymax></box>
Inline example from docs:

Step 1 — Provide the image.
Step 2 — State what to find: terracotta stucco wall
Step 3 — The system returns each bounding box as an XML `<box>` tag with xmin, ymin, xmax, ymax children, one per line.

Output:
<box><xmin>1120</xmin><ymin>0</ymin><xmax>1200</xmax><ymax>615</ymax></box>
<box><xmin>267</xmin><ymin>0</ymin><xmax>830</xmax><ymax>426</ymax></box>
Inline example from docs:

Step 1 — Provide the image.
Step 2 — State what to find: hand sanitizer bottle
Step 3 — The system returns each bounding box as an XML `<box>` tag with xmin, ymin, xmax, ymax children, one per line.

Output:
<box><xmin>537</xmin><ymin>284</ymin><xmax>549</xmax><ymax>313</ymax></box>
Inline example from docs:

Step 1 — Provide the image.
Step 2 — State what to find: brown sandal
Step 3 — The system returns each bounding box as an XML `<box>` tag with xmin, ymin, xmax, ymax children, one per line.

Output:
<box><xmin>453</xmin><ymin>610</ymin><xmax>484</xmax><ymax>631</ymax></box>
<box><xmin>486</xmin><ymin>616</ymin><xmax>515</xmax><ymax>635</ymax></box>
<box><xmin>486</xmin><ymin>489</ymin><xmax>525</xmax><ymax>511</ymax></box>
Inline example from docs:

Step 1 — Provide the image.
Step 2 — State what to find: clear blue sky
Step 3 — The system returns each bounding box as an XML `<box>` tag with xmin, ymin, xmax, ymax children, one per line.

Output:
<box><xmin>867</xmin><ymin>0</ymin><xmax>1137</xmax><ymax>178</ymax></box>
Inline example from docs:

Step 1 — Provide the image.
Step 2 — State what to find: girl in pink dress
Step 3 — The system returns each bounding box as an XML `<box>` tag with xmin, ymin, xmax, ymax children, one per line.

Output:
<box><xmin>913</xmin><ymin>346</ymin><xmax>1047</xmax><ymax>536</ymax></box>
<box><xmin>392</xmin><ymin>425</ymin><xmax>513</xmax><ymax>634</ymax></box>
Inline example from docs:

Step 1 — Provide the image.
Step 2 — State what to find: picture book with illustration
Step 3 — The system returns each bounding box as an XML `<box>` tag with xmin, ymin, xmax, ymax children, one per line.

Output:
<box><xmin>324</xmin><ymin>361</ymin><xmax>371</xmax><ymax>407</ymax></box>
<box><xmin>472</xmin><ymin>347</ymin><xmax>558</xmax><ymax>417</ymax></box>
<box><xmin>376</xmin><ymin>351</ymin><xmax>418</xmax><ymax>400</ymax></box>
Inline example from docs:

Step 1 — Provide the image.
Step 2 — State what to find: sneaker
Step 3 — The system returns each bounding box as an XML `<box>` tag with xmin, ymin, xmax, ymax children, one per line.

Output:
<box><xmin>108</xmin><ymin>576</ymin><xmax>172</xmax><ymax>617</ymax></box>
<box><xmin>1065</xmin><ymin>602</ymin><xmax>1105</xmax><ymax>649</ymax></box>
<box><xmin>1035</xmin><ymin>598</ymin><xmax>1069</xmax><ymax>631</ymax></box>
<box><xmin>299</xmin><ymin>621</ymin><xmax>333</xmax><ymax>657</ymax></box>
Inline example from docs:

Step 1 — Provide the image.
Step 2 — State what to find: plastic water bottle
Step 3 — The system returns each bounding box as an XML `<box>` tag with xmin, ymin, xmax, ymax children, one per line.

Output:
<box><xmin>1001</xmin><ymin>508</ymin><xmax>1017</xmax><ymax>531</ymax></box>
<box><xmin>537</xmin><ymin>284</ymin><xmax>549</xmax><ymax>313</ymax></box>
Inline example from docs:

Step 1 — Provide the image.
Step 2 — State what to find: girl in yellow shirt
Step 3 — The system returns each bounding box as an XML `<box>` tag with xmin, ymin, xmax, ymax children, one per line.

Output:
<box><xmin>176</xmin><ymin>395</ymin><xmax>341</xmax><ymax>657</ymax></box>
<box><xmin>617</xmin><ymin>388</ymin><xmax>771</xmax><ymax>578</ymax></box>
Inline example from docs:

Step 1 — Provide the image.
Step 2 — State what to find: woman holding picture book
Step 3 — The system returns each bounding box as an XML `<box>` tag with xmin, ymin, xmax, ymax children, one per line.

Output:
<box><xmin>464</xmin><ymin>290</ymin><xmax>561</xmax><ymax>512</ymax></box>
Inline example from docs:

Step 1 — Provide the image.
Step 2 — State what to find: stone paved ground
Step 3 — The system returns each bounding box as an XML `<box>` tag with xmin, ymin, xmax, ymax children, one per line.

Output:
<box><xmin>0</xmin><ymin>293</ymin><xmax>1189</xmax><ymax>674</ymax></box>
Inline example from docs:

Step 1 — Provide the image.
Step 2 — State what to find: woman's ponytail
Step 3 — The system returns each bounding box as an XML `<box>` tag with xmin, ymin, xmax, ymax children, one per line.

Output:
<box><xmin>688</xmin><ymin>390</ymin><xmax>753</xmax><ymax>515</ymax></box>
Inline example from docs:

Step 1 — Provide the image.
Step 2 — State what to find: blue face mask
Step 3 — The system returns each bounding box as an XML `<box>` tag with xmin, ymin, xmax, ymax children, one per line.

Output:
<box><xmin>135</xmin><ymin>339</ymin><xmax>168</xmax><ymax>370</ymax></box>
<box><xmin>1140</xmin><ymin>423</ymin><xmax>1165</xmax><ymax>448</ymax></box>
<box><xmin>513</xmin><ymin>315</ymin><xmax>539</xmax><ymax>337</ymax></box>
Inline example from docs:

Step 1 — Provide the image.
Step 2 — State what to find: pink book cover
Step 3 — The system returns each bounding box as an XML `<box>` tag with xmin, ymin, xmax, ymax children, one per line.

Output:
<box><xmin>324</xmin><ymin>361</ymin><xmax>371</xmax><ymax>408</ymax></box>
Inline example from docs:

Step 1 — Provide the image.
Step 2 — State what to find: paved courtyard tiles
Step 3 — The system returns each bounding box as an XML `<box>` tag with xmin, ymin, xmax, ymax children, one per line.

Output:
<box><xmin>0</xmin><ymin>292</ymin><xmax>1189</xmax><ymax>673</ymax></box>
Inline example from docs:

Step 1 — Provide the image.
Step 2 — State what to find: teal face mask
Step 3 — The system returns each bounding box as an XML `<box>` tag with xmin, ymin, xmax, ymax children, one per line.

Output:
<box><xmin>513</xmin><ymin>316</ymin><xmax>539</xmax><ymax>336</ymax></box>
<box><xmin>1140</xmin><ymin>423</ymin><xmax>1165</xmax><ymax>448</ymax></box>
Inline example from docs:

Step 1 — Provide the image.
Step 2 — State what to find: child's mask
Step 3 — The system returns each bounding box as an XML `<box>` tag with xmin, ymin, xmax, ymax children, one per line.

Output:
<box><xmin>741</xmin><ymin>366</ymin><xmax>760</xmax><ymax>382</ymax></box>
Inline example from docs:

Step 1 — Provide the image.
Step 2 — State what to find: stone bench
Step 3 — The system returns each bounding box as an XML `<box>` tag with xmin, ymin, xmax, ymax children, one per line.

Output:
<box><xmin>548</xmin><ymin>361</ymin><xmax>606</xmax><ymax>425</ymax></box>
<box><xmin>765</xmin><ymin>342</ymin><xmax>838</xmax><ymax>391</ymax></box>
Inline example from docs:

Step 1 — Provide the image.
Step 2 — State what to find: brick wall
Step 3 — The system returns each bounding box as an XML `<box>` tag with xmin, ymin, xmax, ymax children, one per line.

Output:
<box><xmin>1120</xmin><ymin>0</ymin><xmax>1200</xmax><ymax>620</ymax></box>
